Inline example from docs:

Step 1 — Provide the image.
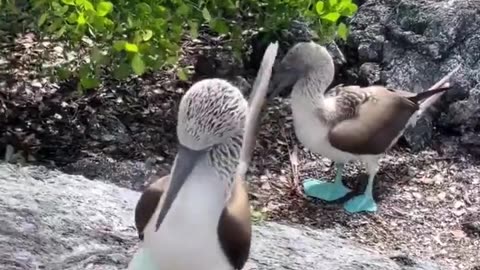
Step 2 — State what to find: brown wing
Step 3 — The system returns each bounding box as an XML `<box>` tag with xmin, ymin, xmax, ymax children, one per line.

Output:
<box><xmin>326</xmin><ymin>84</ymin><xmax>362</xmax><ymax>97</ymax></box>
<box><xmin>328</xmin><ymin>86</ymin><xmax>419</xmax><ymax>155</ymax></box>
<box><xmin>134</xmin><ymin>175</ymin><xmax>170</xmax><ymax>240</ymax></box>
<box><xmin>217</xmin><ymin>176</ymin><xmax>252</xmax><ymax>270</ymax></box>
<box><xmin>323</xmin><ymin>85</ymin><xmax>369</xmax><ymax>124</ymax></box>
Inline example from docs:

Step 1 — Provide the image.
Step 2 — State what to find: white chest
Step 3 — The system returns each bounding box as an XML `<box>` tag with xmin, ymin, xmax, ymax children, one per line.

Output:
<box><xmin>140</xmin><ymin>163</ymin><xmax>233</xmax><ymax>270</ymax></box>
<box><xmin>291</xmin><ymin>94</ymin><xmax>357</xmax><ymax>163</ymax></box>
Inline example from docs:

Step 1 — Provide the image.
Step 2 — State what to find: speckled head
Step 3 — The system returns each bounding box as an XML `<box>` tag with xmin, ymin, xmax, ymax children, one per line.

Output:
<box><xmin>177</xmin><ymin>78</ymin><xmax>248</xmax><ymax>151</ymax></box>
<box><xmin>155</xmin><ymin>78</ymin><xmax>248</xmax><ymax>232</ymax></box>
<box><xmin>268</xmin><ymin>41</ymin><xmax>335</xmax><ymax>98</ymax></box>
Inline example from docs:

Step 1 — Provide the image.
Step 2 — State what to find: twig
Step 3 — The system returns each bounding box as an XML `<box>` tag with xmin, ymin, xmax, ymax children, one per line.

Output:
<box><xmin>288</xmin><ymin>144</ymin><xmax>303</xmax><ymax>196</ymax></box>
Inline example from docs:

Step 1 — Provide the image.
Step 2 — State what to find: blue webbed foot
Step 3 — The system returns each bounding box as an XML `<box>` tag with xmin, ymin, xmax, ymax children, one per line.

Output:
<box><xmin>303</xmin><ymin>178</ymin><xmax>351</xmax><ymax>202</ymax></box>
<box><xmin>343</xmin><ymin>194</ymin><xmax>377</xmax><ymax>213</ymax></box>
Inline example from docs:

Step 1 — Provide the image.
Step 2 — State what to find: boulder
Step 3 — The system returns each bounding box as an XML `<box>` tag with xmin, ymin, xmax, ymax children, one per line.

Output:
<box><xmin>343</xmin><ymin>0</ymin><xmax>480</xmax><ymax>151</ymax></box>
<box><xmin>0</xmin><ymin>163</ymin><xmax>443</xmax><ymax>270</ymax></box>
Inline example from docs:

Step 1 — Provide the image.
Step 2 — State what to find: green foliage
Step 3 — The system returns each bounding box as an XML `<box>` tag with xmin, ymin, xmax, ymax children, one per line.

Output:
<box><xmin>6</xmin><ymin>0</ymin><xmax>358</xmax><ymax>90</ymax></box>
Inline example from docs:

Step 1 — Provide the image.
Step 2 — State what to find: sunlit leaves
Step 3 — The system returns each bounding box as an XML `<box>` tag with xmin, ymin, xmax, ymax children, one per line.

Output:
<box><xmin>96</xmin><ymin>1</ymin><xmax>113</xmax><ymax>17</ymax></box>
<box><xmin>321</xmin><ymin>12</ymin><xmax>340</xmax><ymax>22</ymax></box>
<box><xmin>28</xmin><ymin>0</ymin><xmax>358</xmax><ymax>91</ymax></box>
<box><xmin>75</xmin><ymin>0</ymin><xmax>94</xmax><ymax>11</ymax></box>
<box><xmin>315</xmin><ymin>1</ymin><xmax>324</xmax><ymax>14</ymax></box>
<box><xmin>124</xmin><ymin>43</ymin><xmax>139</xmax><ymax>53</ymax></box>
<box><xmin>76</xmin><ymin>12</ymin><xmax>86</xmax><ymax>25</ymax></box>
<box><xmin>61</xmin><ymin>0</ymin><xmax>74</xmax><ymax>5</ymax></box>
<box><xmin>142</xmin><ymin>30</ymin><xmax>153</xmax><ymax>41</ymax></box>
<box><xmin>337</xmin><ymin>22</ymin><xmax>348</xmax><ymax>41</ymax></box>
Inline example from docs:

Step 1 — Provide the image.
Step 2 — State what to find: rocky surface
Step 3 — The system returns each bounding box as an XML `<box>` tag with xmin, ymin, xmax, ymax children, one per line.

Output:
<box><xmin>0</xmin><ymin>163</ymin><xmax>444</xmax><ymax>270</ymax></box>
<box><xmin>342</xmin><ymin>0</ymin><xmax>480</xmax><ymax>151</ymax></box>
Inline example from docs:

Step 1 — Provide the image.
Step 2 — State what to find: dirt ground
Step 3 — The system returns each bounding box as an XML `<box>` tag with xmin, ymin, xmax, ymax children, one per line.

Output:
<box><xmin>1</xmin><ymin>32</ymin><xmax>479</xmax><ymax>270</ymax></box>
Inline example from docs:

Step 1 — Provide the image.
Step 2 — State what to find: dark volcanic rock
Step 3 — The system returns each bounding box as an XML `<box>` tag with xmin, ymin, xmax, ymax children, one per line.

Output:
<box><xmin>0</xmin><ymin>163</ymin><xmax>443</xmax><ymax>270</ymax></box>
<box><xmin>343</xmin><ymin>0</ymin><xmax>480</xmax><ymax>151</ymax></box>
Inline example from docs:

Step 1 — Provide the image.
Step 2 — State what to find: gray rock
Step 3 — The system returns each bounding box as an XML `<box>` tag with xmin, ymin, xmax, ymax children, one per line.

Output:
<box><xmin>440</xmin><ymin>88</ymin><xmax>480</xmax><ymax>132</ymax></box>
<box><xmin>359</xmin><ymin>62</ymin><xmax>382</xmax><ymax>85</ymax></box>
<box><xmin>344</xmin><ymin>0</ymin><xmax>480</xmax><ymax>151</ymax></box>
<box><xmin>0</xmin><ymin>163</ymin><xmax>444</xmax><ymax>270</ymax></box>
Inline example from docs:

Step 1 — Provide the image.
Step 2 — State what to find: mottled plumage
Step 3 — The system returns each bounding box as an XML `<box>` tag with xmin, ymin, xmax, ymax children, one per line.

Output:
<box><xmin>268</xmin><ymin>41</ymin><xmax>459</xmax><ymax>213</ymax></box>
<box><xmin>128</xmin><ymin>42</ymin><xmax>279</xmax><ymax>270</ymax></box>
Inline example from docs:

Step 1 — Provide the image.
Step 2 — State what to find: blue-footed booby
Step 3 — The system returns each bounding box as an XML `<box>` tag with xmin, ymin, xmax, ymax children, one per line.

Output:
<box><xmin>267</xmin><ymin>41</ymin><xmax>460</xmax><ymax>213</ymax></box>
<box><xmin>127</xmin><ymin>41</ymin><xmax>279</xmax><ymax>270</ymax></box>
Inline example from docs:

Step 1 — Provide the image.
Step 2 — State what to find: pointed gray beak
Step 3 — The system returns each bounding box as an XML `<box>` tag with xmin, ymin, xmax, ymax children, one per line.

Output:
<box><xmin>154</xmin><ymin>145</ymin><xmax>207</xmax><ymax>231</ymax></box>
<box><xmin>267</xmin><ymin>68</ymin><xmax>299</xmax><ymax>100</ymax></box>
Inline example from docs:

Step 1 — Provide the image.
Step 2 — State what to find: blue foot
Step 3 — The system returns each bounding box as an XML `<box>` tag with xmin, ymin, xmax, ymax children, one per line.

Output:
<box><xmin>343</xmin><ymin>194</ymin><xmax>378</xmax><ymax>213</ymax></box>
<box><xmin>303</xmin><ymin>178</ymin><xmax>351</xmax><ymax>202</ymax></box>
<box><xmin>128</xmin><ymin>247</ymin><xmax>158</xmax><ymax>270</ymax></box>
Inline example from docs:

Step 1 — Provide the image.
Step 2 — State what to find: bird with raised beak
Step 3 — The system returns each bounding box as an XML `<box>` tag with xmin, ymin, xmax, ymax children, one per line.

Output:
<box><xmin>127</xmin><ymin>41</ymin><xmax>279</xmax><ymax>270</ymax></box>
<box><xmin>267</xmin><ymin>41</ymin><xmax>460</xmax><ymax>213</ymax></box>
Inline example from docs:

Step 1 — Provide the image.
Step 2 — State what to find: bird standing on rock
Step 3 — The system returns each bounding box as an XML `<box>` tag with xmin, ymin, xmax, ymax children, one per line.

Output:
<box><xmin>267</xmin><ymin>41</ymin><xmax>460</xmax><ymax>213</ymax></box>
<box><xmin>126</xmin><ymin>41</ymin><xmax>279</xmax><ymax>270</ymax></box>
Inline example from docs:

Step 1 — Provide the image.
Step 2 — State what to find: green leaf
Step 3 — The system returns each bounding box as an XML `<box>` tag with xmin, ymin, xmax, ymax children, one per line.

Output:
<box><xmin>177</xmin><ymin>4</ymin><xmax>189</xmax><ymax>16</ymax></box>
<box><xmin>77</xmin><ymin>12</ymin><xmax>86</xmax><ymax>25</ymax></box>
<box><xmin>315</xmin><ymin>1</ymin><xmax>324</xmax><ymax>14</ymax></box>
<box><xmin>136</xmin><ymin>3</ymin><xmax>152</xmax><ymax>14</ymax></box>
<box><xmin>77</xmin><ymin>0</ymin><xmax>94</xmax><ymax>11</ymax></box>
<box><xmin>347</xmin><ymin>3</ymin><xmax>358</xmax><ymax>16</ymax></box>
<box><xmin>165</xmin><ymin>56</ymin><xmax>179</xmax><ymax>66</ymax></box>
<box><xmin>176</xmin><ymin>68</ymin><xmax>188</xmax><ymax>81</ymax></box>
<box><xmin>113</xmin><ymin>40</ymin><xmax>126</xmax><ymax>51</ymax></box>
<box><xmin>61</xmin><ymin>0</ymin><xmax>75</xmax><ymax>5</ymax></box>
<box><xmin>337</xmin><ymin>22</ymin><xmax>348</xmax><ymax>41</ymax></box>
<box><xmin>189</xmin><ymin>21</ymin><xmax>199</xmax><ymax>39</ymax></box>
<box><xmin>131</xmin><ymin>54</ymin><xmax>145</xmax><ymax>75</ymax></box>
<box><xmin>38</xmin><ymin>13</ymin><xmax>48</xmax><ymax>27</ymax></box>
<box><xmin>113</xmin><ymin>63</ymin><xmax>131</xmax><ymax>80</ymax></box>
<box><xmin>211</xmin><ymin>19</ymin><xmax>229</xmax><ymax>34</ymax></box>
<box><xmin>124</xmin><ymin>42</ymin><xmax>139</xmax><ymax>52</ymax></box>
<box><xmin>80</xmin><ymin>76</ymin><xmax>100</xmax><ymax>89</ymax></box>
<box><xmin>202</xmin><ymin>7</ymin><xmax>211</xmax><ymax>22</ymax></box>
<box><xmin>90</xmin><ymin>47</ymin><xmax>104</xmax><ymax>63</ymax></box>
<box><xmin>142</xmin><ymin>30</ymin><xmax>153</xmax><ymax>41</ymax></box>
<box><xmin>66</xmin><ymin>12</ymin><xmax>77</xmax><ymax>23</ymax></box>
<box><xmin>328</xmin><ymin>0</ymin><xmax>338</xmax><ymax>7</ymax></box>
<box><xmin>321</xmin><ymin>12</ymin><xmax>340</xmax><ymax>22</ymax></box>
<box><xmin>53</xmin><ymin>4</ymin><xmax>69</xmax><ymax>16</ymax></box>
<box><xmin>54</xmin><ymin>25</ymin><xmax>67</xmax><ymax>38</ymax></box>
<box><xmin>96</xmin><ymin>1</ymin><xmax>113</xmax><ymax>16</ymax></box>
<box><xmin>57</xmin><ymin>67</ymin><xmax>72</xmax><ymax>80</ymax></box>
<box><xmin>79</xmin><ymin>64</ymin><xmax>91</xmax><ymax>78</ymax></box>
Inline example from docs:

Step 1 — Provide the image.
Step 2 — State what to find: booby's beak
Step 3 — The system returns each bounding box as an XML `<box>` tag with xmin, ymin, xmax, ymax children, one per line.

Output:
<box><xmin>154</xmin><ymin>144</ymin><xmax>207</xmax><ymax>231</ymax></box>
<box><xmin>267</xmin><ymin>67</ymin><xmax>299</xmax><ymax>100</ymax></box>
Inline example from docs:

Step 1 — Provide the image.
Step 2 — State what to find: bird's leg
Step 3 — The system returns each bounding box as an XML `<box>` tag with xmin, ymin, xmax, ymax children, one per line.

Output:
<box><xmin>303</xmin><ymin>162</ymin><xmax>351</xmax><ymax>201</ymax></box>
<box><xmin>343</xmin><ymin>161</ymin><xmax>379</xmax><ymax>213</ymax></box>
